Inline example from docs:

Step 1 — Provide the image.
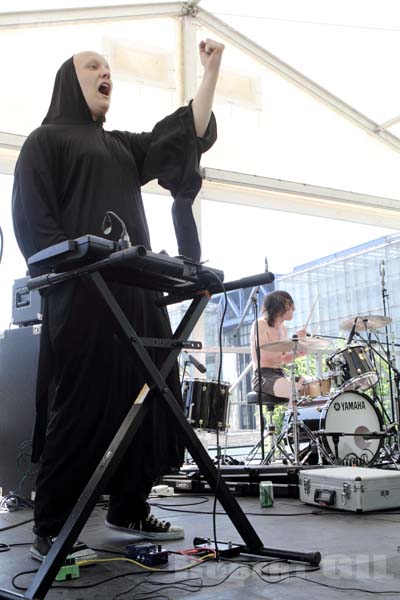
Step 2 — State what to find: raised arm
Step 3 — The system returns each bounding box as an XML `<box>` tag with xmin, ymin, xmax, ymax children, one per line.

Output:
<box><xmin>192</xmin><ymin>38</ymin><xmax>225</xmax><ymax>137</ymax></box>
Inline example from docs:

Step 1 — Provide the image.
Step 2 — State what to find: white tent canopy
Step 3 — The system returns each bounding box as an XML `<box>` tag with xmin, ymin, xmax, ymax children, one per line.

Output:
<box><xmin>1</xmin><ymin>0</ymin><xmax>400</xmax><ymax>226</ymax></box>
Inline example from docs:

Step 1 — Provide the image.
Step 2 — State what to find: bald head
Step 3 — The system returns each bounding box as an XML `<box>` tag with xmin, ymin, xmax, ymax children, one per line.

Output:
<box><xmin>73</xmin><ymin>51</ymin><xmax>113</xmax><ymax>120</ymax></box>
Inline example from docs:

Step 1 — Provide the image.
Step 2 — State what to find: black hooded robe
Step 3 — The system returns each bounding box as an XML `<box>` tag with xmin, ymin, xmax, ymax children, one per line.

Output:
<box><xmin>12</xmin><ymin>57</ymin><xmax>216</xmax><ymax>535</ymax></box>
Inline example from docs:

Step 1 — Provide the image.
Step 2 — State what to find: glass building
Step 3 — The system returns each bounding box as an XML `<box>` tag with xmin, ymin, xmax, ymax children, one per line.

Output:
<box><xmin>278</xmin><ymin>231</ymin><xmax>400</xmax><ymax>348</ymax></box>
<box><xmin>174</xmin><ymin>231</ymin><xmax>400</xmax><ymax>433</ymax></box>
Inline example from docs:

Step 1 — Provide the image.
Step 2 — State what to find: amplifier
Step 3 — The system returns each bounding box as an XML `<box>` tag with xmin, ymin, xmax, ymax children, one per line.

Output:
<box><xmin>12</xmin><ymin>276</ymin><xmax>42</xmax><ymax>326</ymax></box>
<box><xmin>0</xmin><ymin>325</ymin><xmax>40</xmax><ymax>498</ymax></box>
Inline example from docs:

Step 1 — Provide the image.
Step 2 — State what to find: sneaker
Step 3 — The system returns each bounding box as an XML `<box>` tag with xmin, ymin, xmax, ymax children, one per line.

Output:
<box><xmin>105</xmin><ymin>514</ymin><xmax>184</xmax><ymax>540</ymax></box>
<box><xmin>30</xmin><ymin>535</ymin><xmax>98</xmax><ymax>562</ymax></box>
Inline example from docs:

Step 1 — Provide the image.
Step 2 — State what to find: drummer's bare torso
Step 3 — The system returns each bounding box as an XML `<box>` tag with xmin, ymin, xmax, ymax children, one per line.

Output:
<box><xmin>251</xmin><ymin>303</ymin><xmax>305</xmax><ymax>399</ymax></box>
<box><xmin>251</xmin><ymin>318</ymin><xmax>293</xmax><ymax>369</ymax></box>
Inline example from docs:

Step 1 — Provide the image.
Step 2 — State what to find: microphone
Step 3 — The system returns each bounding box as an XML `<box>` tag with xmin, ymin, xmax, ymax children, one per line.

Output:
<box><xmin>183</xmin><ymin>351</ymin><xmax>207</xmax><ymax>374</ymax></box>
<box><xmin>380</xmin><ymin>260</ymin><xmax>385</xmax><ymax>288</ymax></box>
<box><xmin>347</xmin><ymin>317</ymin><xmax>358</xmax><ymax>345</ymax></box>
<box><xmin>221</xmin><ymin>271</ymin><xmax>275</xmax><ymax>293</ymax></box>
<box><xmin>102</xmin><ymin>211</ymin><xmax>131</xmax><ymax>249</ymax></box>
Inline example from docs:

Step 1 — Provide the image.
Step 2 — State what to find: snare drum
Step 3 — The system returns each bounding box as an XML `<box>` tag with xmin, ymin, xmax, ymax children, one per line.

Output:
<box><xmin>182</xmin><ymin>379</ymin><xmax>230</xmax><ymax>430</ymax></box>
<box><xmin>303</xmin><ymin>377</ymin><xmax>332</xmax><ymax>398</ymax></box>
<box><xmin>326</xmin><ymin>343</ymin><xmax>378</xmax><ymax>392</ymax></box>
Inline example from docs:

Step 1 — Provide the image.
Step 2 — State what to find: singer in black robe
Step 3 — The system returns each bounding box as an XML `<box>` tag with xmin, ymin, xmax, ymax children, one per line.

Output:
<box><xmin>12</xmin><ymin>53</ymin><xmax>217</xmax><ymax>539</ymax></box>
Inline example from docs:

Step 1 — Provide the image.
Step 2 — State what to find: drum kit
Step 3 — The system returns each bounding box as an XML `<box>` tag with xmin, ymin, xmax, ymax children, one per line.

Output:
<box><xmin>254</xmin><ymin>313</ymin><xmax>397</xmax><ymax>468</ymax></box>
<box><xmin>180</xmin><ymin>312</ymin><xmax>399</xmax><ymax>469</ymax></box>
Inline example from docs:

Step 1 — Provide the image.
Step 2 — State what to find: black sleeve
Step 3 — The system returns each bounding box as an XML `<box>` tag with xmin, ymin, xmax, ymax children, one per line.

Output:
<box><xmin>116</xmin><ymin>103</ymin><xmax>217</xmax><ymax>261</ymax></box>
<box><xmin>117</xmin><ymin>101</ymin><xmax>217</xmax><ymax>193</ymax></box>
<box><xmin>12</xmin><ymin>129</ymin><xmax>67</xmax><ymax>271</ymax></box>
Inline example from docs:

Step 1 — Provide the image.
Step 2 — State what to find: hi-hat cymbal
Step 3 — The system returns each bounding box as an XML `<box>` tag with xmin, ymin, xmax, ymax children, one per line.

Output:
<box><xmin>260</xmin><ymin>337</ymin><xmax>333</xmax><ymax>354</ymax></box>
<box><xmin>340</xmin><ymin>315</ymin><xmax>392</xmax><ymax>332</ymax></box>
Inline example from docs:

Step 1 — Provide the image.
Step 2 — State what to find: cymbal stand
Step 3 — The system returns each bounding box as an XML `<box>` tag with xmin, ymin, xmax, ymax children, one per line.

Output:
<box><xmin>380</xmin><ymin>260</ymin><xmax>399</xmax><ymax>428</ymax></box>
<box><xmin>251</xmin><ymin>287</ymin><xmax>266</xmax><ymax>460</ymax></box>
<box><xmin>251</xmin><ymin>336</ymin><xmax>334</xmax><ymax>467</ymax></box>
<box><xmin>289</xmin><ymin>336</ymin><xmax>301</xmax><ymax>465</ymax></box>
<box><xmin>356</xmin><ymin>331</ymin><xmax>400</xmax><ymax>464</ymax></box>
<box><xmin>284</xmin><ymin>339</ymin><xmax>334</xmax><ymax>467</ymax></box>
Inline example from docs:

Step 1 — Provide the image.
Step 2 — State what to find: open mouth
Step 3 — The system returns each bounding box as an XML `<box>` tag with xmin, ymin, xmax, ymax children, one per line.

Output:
<box><xmin>98</xmin><ymin>82</ymin><xmax>111</xmax><ymax>97</ymax></box>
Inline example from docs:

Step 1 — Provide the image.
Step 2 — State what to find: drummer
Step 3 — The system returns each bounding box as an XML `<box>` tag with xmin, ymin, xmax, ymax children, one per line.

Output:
<box><xmin>251</xmin><ymin>290</ymin><xmax>307</xmax><ymax>401</ymax></box>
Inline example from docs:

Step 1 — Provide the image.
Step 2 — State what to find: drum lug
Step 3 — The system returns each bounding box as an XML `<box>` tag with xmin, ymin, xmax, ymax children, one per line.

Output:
<box><xmin>341</xmin><ymin>482</ymin><xmax>351</xmax><ymax>505</ymax></box>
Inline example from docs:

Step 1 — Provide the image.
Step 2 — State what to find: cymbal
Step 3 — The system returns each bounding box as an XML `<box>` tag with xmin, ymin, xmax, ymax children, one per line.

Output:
<box><xmin>340</xmin><ymin>315</ymin><xmax>392</xmax><ymax>332</ymax></box>
<box><xmin>260</xmin><ymin>337</ymin><xmax>333</xmax><ymax>354</ymax></box>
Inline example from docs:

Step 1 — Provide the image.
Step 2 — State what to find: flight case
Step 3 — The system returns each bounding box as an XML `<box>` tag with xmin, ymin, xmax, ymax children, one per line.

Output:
<box><xmin>299</xmin><ymin>466</ymin><xmax>400</xmax><ymax>512</ymax></box>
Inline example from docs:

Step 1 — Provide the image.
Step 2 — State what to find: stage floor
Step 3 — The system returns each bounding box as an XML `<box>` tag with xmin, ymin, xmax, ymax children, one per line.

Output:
<box><xmin>1</xmin><ymin>490</ymin><xmax>400</xmax><ymax>599</ymax></box>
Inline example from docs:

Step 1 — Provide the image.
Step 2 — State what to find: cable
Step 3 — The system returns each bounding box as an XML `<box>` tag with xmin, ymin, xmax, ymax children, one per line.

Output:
<box><xmin>12</xmin><ymin>568</ymin><xmax>146</xmax><ymax>592</ymax></box>
<box><xmin>0</xmin><ymin>440</ymin><xmax>38</xmax><ymax>513</ymax></box>
<box><xmin>146</xmin><ymin>504</ymin><xmax>323</xmax><ymax>517</ymax></box>
<box><xmin>289</xmin><ymin>573</ymin><xmax>400</xmax><ymax>594</ymax></box>
<box><xmin>116</xmin><ymin>576</ymin><xmax>203</xmax><ymax>599</ymax></box>
<box><xmin>252</xmin><ymin>287</ymin><xmax>266</xmax><ymax>459</ymax></box>
<box><xmin>203</xmin><ymin>269</ymin><xmax>228</xmax><ymax>560</ymax></box>
<box><xmin>12</xmin><ymin>552</ymin><xmax>216</xmax><ymax>591</ymax></box>
<box><xmin>13</xmin><ymin>558</ymin><xmax>400</xmax><ymax>596</ymax></box>
<box><xmin>0</xmin><ymin>224</ymin><xmax>3</xmax><ymax>265</ymax></box>
<box><xmin>149</xmin><ymin>495</ymin><xmax>210</xmax><ymax>507</ymax></box>
<box><xmin>0</xmin><ymin>517</ymin><xmax>34</xmax><ymax>532</ymax></box>
<box><xmin>148</xmin><ymin>496</ymin><xmax>324</xmax><ymax>516</ymax></box>
<box><xmin>77</xmin><ymin>554</ymin><xmax>214</xmax><ymax>572</ymax></box>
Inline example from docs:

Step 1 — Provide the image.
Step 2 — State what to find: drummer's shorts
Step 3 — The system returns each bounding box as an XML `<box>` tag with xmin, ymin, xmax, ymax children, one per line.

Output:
<box><xmin>252</xmin><ymin>367</ymin><xmax>285</xmax><ymax>396</ymax></box>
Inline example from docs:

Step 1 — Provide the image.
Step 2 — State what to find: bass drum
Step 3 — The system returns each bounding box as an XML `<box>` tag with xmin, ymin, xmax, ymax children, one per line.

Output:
<box><xmin>284</xmin><ymin>391</ymin><xmax>383</xmax><ymax>465</ymax></box>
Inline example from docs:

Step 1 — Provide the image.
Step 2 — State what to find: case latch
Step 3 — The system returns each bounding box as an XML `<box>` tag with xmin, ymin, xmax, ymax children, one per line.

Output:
<box><xmin>303</xmin><ymin>476</ymin><xmax>311</xmax><ymax>495</ymax></box>
<box><xmin>341</xmin><ymin>482</ymin><xmax>351</xmax><ymax>505</ymax></box>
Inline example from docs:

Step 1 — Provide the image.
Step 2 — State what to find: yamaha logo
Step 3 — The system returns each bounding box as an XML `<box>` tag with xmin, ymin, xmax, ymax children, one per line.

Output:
<box><xmin>333</xmin><ymin>400</ymin><xmax>366</xmax><ymax>411</ymax></box>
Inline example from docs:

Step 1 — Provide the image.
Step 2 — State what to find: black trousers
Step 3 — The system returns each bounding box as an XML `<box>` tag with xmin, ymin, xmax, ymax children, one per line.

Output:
<box><xmin>33</xmin><ymin>280</ymin><xmax>183</xmax><ymax>537</ymax></box>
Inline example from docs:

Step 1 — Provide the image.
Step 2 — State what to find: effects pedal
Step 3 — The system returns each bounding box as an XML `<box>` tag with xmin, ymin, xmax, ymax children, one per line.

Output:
<box><xmin>193</xmin><ymin>537</ymin><xmax>241</xmax><ymax>558</ymax></box>
<box><xmin>125</xmin><ymin>543</ymin><xmax>169</xmax><ymax>566</ymax></box>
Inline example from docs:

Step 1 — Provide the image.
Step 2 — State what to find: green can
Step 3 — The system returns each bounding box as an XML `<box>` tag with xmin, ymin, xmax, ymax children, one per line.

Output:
<box><xmin>259</xmin><ymin>481</ymin><xmax>274</xmax><ymax>508</ymax></box>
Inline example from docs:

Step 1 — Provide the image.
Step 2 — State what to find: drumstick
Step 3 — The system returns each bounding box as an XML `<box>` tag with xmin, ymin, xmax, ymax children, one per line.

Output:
<box><xmin>304</xmin><ymin>295</ymin><xmax>318</xmax><ymax>331</ymax></box>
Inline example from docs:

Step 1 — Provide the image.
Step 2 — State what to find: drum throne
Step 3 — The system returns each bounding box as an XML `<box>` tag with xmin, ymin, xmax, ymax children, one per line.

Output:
<box><xmin>246</xmin><ymin>391</ymin><xmax>292</xmax><ymax>464</ymax></box>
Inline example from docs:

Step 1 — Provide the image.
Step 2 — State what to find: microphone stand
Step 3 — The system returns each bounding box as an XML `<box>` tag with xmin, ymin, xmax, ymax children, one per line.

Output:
<box><xmin>352</xmin><ymin>331</ymin><xmax>392</xmax><ymax>424</ymax></box>
<box><xmin>289</xmin><ymin>337</ymin><xmax>300</xmax><ymax>465</ymax></box>
<box><xmin>232</xmin><ymin>285</ymin><xmax>259</xmax><ymax>340</ymax></box>
<box><xmin>380</xmin><ymin>265</ymin><xmax>398</xmax><ymax>428</ymax></box>
<box><xmin>252</xmin><ymin>287</ymin><xmax>265</xmax><ymax>461</ymax></box>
